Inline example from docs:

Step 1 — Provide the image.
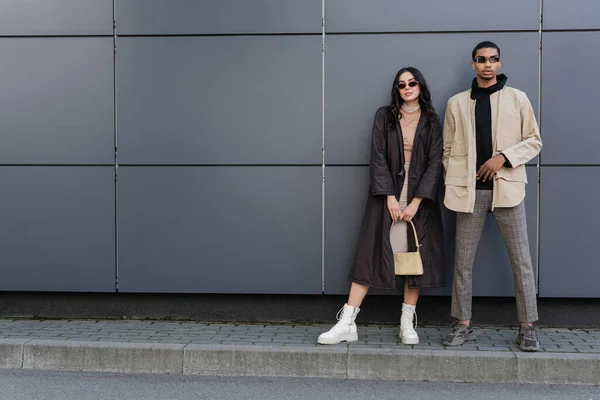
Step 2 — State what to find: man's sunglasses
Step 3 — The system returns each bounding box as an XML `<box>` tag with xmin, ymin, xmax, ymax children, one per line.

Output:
<box><xmin>473</xmin><ymin>56</ymin><xmax>500</xmax><ymax>64</ymax></box>
<box><xmin>396</xmin><ymin>81</ymin><xmax>419</xmax><ymax>90</ymax></box>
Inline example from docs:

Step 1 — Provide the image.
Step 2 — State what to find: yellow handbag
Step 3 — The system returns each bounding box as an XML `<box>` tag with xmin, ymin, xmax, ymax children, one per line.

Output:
<box><xmin>393</xmin><ymin>220</ymin><xmax>424</xmax><ymax>276</ymax></box>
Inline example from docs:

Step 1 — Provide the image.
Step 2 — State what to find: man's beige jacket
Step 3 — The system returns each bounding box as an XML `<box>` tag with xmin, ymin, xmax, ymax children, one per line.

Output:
<box><xmin>442</xmin><ymin>86</ymin><xmax>542</xmax><ymax>213</ymax></box>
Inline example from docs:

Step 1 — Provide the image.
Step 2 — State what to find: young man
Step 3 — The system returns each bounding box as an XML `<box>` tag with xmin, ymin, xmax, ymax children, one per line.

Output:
<box><xmin>441</xmin><ymin>41</ymin><xmax>542</xmax><ymax>351</ymax></box>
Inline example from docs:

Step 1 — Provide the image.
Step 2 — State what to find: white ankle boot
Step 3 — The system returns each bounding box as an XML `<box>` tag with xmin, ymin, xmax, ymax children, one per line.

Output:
<box><xmin>317</xmin><ymin>304</ymin><xmax>360</xmax><ymax>345</ymax></box>
<box><xmin>400</xmin><ymin>303</ymin><xmax>419</xmax><ymax>345</ymax></box>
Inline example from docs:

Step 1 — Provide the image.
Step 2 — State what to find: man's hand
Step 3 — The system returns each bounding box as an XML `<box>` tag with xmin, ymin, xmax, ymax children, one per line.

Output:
<box><xmin>477</xmin><ymin>154</ymin><xmax>506</xmax><ymax>182</ymax></box>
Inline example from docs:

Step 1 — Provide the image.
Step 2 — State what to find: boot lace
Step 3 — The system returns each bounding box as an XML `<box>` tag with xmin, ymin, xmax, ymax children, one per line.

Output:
<box><xmin>401</xmin><ymin>308</ymin><xmax>418</xmax><ymax>329</ymax></box>
<box><xmin>329</xmin><ymin>306</ymin><xmax>352</xmax><ymax>333</ymax></box>
<box><xmin>335</xmin><ymin>306</ymin><xmax>345</xmax><ymax>321</ymax></box>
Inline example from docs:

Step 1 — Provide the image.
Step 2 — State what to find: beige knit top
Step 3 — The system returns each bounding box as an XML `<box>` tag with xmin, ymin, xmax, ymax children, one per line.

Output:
<box><xmin>399</xmin><ymin>111</ymin><xmax>420</xmax><ymax>162</ymax></box>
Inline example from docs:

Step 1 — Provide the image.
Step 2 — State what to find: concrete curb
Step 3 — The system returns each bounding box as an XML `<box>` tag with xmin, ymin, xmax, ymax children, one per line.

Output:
<box><xmin>23</xmin><ymin>341</ymin><xmax>185</xmax><ymax>374</ymax></box>
<box><xmin>184</xmin><ymin>344</ymin><xmax>348</xmax><ymax>379</ymax></box>
<box><xmin>347</xmin><ymin>348</ymin><xmax>517</xmax><ymax>383</ymax></box>
<box><xmin>2</xmin><ymin>340</ymin><xmax>599</xmax><ymax>384</ymax></box>
<box><xmin>514</xmin><ymin>352</ymin><xmax>600</xmax><ymax>385</ymax></box>
<box><xmin>0</xmin><ymin>339</ymin><xmax>28</xmax><ymax>369</ymax></box>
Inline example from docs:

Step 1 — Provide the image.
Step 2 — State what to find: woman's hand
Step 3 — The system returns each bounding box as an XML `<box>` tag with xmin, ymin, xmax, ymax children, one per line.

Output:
<box><xmin>401</xmin><ymin>197</ymin><xmax>423</xmax><ymax>222</ymax></box>
<box><xmin>387</xmin><ymin>195</ymin><xmax>403</xmax><ymax>222</ymax></box>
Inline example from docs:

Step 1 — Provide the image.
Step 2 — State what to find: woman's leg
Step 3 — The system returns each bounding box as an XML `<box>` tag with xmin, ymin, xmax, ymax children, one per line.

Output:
<box><xmin>403</xmin><ymin>279</ymin><xmax>419</xmax><ymax>305</ymax></box>
<box><xmin>348</xmin><ymin>282</ymin><xmax>369</xmax><ymax>307</ymax></box>
<box><xmin>400</xmin><ymin>279</ymin><xmax>420</xmax><ymax>344</ymax></box>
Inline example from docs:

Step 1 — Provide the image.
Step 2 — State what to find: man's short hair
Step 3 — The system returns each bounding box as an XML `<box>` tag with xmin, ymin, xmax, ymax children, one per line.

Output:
<box><xmin>472</xmin><ymin>41</ymin><xmax>501</xmax><ymax>60</ymax></box>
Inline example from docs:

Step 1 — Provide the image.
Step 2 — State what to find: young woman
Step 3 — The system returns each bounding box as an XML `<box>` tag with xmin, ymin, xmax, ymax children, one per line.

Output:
<box><xmin>318</xmin><ymin>67</ymin><xmax>446</xmax><ymax>345</ymax></box>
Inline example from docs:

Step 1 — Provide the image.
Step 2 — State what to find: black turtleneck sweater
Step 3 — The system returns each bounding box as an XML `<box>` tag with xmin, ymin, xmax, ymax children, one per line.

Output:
<box><xmin>470</xmin><ymin>73</ymin><xmax>508</xmax><ymax>190</ymax></box>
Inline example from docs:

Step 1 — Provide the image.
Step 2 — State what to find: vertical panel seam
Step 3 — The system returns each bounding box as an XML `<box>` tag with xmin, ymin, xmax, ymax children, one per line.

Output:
<box><xmin>113</xmin><ymin>0</ymin><xmax>119</xmax><ymax>293</ymax></box>
<box><xmin>536</xmin><ymin>0</ymin><xmax>543</xmax><ymax>294</ymax></box>
<box><xmin>321</xmin><ymin>0</ymin><xmax>326</xmax><ymax>294</ymax></box>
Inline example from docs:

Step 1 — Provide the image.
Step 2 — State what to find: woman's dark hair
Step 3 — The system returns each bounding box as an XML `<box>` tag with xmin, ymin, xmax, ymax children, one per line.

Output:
<box><xmin>389</xmin><ymin>67</ymin><xmax>437</xmax><ymax>125</ymax></box>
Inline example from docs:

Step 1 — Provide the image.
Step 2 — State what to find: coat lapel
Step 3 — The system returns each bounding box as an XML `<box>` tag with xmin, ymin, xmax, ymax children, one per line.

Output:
<box><xmin>490</xmin><ymin>90</ymin><xmax>500</xmax><ymax>152</ymax></box>
<box><xmin>413</xmin><ymin>113</ymin><xmax>426</xmax><ymax>145</ymax></box>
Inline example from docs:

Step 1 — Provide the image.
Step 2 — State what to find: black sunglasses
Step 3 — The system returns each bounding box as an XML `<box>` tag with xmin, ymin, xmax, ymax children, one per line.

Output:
<box><xmin>473</xmin><ymin>56</ymin><xmax>500</xmax><ymax>64</ymax></box>
<box><xmin>396</xmin><ymin>81</ymin><xmax>419</xmax><ymax>90</ymax></box>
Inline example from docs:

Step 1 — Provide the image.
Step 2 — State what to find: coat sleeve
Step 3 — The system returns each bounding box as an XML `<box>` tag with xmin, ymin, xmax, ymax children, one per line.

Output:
<box><xmin>369</xmin><ymin>108</ymin><xmax>395</xmax><ymax>197</ymax></box>
<box><xmin>414</xmin><ymin>118</ymin><xmax>443</xmax><ymax>201</ymax></box>
<box><xmin>441</xmin><ymin>99</ymin><xmax>455</xmax><ymax>174</ymax></box>
<box><xmin>500</xmin><ymin>92</ymin><xmax>543</xmax><ymax>167</ymax></box>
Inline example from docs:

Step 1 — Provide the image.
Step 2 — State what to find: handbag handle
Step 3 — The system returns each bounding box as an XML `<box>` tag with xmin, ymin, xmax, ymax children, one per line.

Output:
<box><xmin>391</xmin><ymin>220</ymin><xmax>421</xmax><ymax>248</ymax></box>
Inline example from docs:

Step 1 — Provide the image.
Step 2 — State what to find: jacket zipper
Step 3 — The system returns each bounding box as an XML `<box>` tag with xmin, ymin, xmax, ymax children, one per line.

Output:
<box><xmin>469</xmin><ymin>99</ymin><xmax>477</xmax><ymax>212</ymax></box>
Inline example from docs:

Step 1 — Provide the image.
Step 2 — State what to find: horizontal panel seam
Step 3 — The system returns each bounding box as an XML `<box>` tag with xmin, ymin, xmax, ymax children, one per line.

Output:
<box><xmin>542</xmin><ymin>29</ymin><xmax>600</xmax><ymax>32</ymax></box>
<box><xmin>0</xmin><ymin>164</ymin><xmax>115</xmax><ymax>167</ymax></box>
<box><xmin>116</xmin><ymin>33</ymin><xmax>322</xmax><ymax>38</ymax></box>
<box><xmin>539</xmin><ymin>164</ymin><xmax>600</xmax><ymax>167</ymax></box>
<box><xmin>326</xmin><ymin>29</ymin><xmax>540</xmax><ymax>35</ymax></box>
<box><xmin>117</xmin><ymin>164</ymin><xmax>323</xmax><ymax>167</ymax></box>
<box><xmin>0</xmin><ymin>35</ymin><xmax>113</xmax><ymax>38</ymax></box>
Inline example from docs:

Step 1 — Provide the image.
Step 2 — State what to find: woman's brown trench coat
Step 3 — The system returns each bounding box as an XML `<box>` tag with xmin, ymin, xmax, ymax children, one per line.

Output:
<box><xmin>349</xmin><ymin>106</ymin><xmax>446</xmax><ymax>290</ymax></box>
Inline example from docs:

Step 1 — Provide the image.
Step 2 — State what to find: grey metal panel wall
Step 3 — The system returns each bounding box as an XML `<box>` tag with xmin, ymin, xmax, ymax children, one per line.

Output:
<box><xmin>116</xmin><ymin>0</ymin><xmax>321</xmax><ymax>35</ymax></box>
<box><xmin>0</xmin><ymin>0</ymin><xmax>113</xmax><ymax>36</ymax></box>
<box><xmin>115</xmin><ymin>2</ymin><xmax>324</xmax><ymax>294</ymax></box>
<box><xmin>543</xmin><ymin>0</ymin><xmax>600</xmax><ymax>30</ymax></box>
<box><xmin>324</xmin><ymin>167</ymin><xmax>368</xmax><ymax>294</ymax></box>
<box><xmin>0</xmin><ymin>38</ymin><xmax>114</xmax><ymax>164</ymax></box>
<box><xmin>537</xmin><ymin>0</ymin><xmax>600</xmax><ymax>297</ymax></box>
<box><xmin>0</xmin><ymin>167</ymin><xmax>115</xmax><ymax>292</ymax></box>
<box><xmin>117</xmin><ymin>167</ymin><xmax>322</xmax><ymax>294</ymax></box>
<box><xmin>539</xmin><ymin>167</ymin><xmax>599</xmax><ymax>297</ymax></box>
<box><xmin>326</xmin><ymin>0</ymin><xmax>540</xmax><ymax>32</ymax></box>
<box><xmin>324</xmin><ymin>166</ymin><xmax>538</xmax><ymax>296</ymax></box>
<box><xmin>540</xmin><ymin>32</ymin><xmax>600</xmax><ymax>165</ymax></box>
<box><xmin>537</xmin><ymin>1</ymin><xmax>600</xmax><ymax>298</ymax></box>
<box><xmin>2</xmin><ymin>1</ymin><xmax>575</xmax><ymax>298</ymax></box>
<box><xmin>117</xmin><ymin>36</ymin><xmax>321</xmax><ymax>164</ymax></box>
<box><xmin>325</xmin><ymin>33</ymin><xmax>540</xmax><ymax>165</ymax></box>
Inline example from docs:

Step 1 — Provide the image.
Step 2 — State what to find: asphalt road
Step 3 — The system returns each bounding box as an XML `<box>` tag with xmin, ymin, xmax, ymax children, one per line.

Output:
<box><xmin>0</xmin><ymin>370</ymin><xmax>598</xmax><ymax>400</ymax></box>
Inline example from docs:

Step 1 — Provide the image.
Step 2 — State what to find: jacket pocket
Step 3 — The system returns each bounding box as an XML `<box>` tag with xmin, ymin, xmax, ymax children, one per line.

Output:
<box><xmin>495</xmin><ymin>165</ymin><xmax>527</xmax><ymax>183</ymax></box>
<box><xmin>494</xmin><ymin>166</ymin><xmax>527</xmax><ymax>207</ymax></box>
<box><xmin>444</xmin><ymin>184</ymin><xmax>470</xmax><ymax>201</ymax></box>
<box><xmin>445</xmin><ymin>154</ymin><xmax>468</xmax><ymax>182</ymax></box>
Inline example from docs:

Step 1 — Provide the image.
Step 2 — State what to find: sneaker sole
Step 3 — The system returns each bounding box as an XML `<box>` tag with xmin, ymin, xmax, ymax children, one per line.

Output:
<box><xmin>317</xmin><ymin>333</ymin><xmax>358</xmax><ymax>345</ymax></box>
<box><xmin>517</xmin><ymin>339</ymin><xmax>541</xmax><ymax>352</ymax></box>
<box><xmin>401</xmin><ymin>336</ymin><xmax>419</xmax><ymax>345</ymax></box>
<box><xmin>519</xmin><ymin>345</ymin><xmax>540</xmax><ymax>352</ymax></box>
<box><xmin>441</xmin><ymin>332</ymin><xmax>476</xmax><ymax>346</ymax></box>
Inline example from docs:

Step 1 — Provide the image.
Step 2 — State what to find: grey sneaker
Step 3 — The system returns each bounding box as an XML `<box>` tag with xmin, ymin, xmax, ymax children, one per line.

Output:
<box><xmin>517</xmin><ymin>326</ymin><xmax>541</xmax><ymax>352</ymax></box>
<box><xmin>441</xmin><ymin>321</ymin><xmax>476</xmax><ymax>346</ymax></box>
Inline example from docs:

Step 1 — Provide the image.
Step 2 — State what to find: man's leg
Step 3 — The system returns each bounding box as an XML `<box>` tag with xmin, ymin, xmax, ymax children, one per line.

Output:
<box><xmin>443</xmin><ymin>190</ymin><xmax>490</xmax><ymax>346</ymax></box>
<box><xmin>450</xmin><ymin>190</ymin><xmax>491</xmax><ymax>321</ymax></box>
<box><xmin>492</xmin><ymin>201</ymin><xmax>538</xmax><ymax>323</ymax></box>
<box><xmin>493</xmin><ymin>201</ymin><xmax>540</xmax><ymax>351</ymax></box>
